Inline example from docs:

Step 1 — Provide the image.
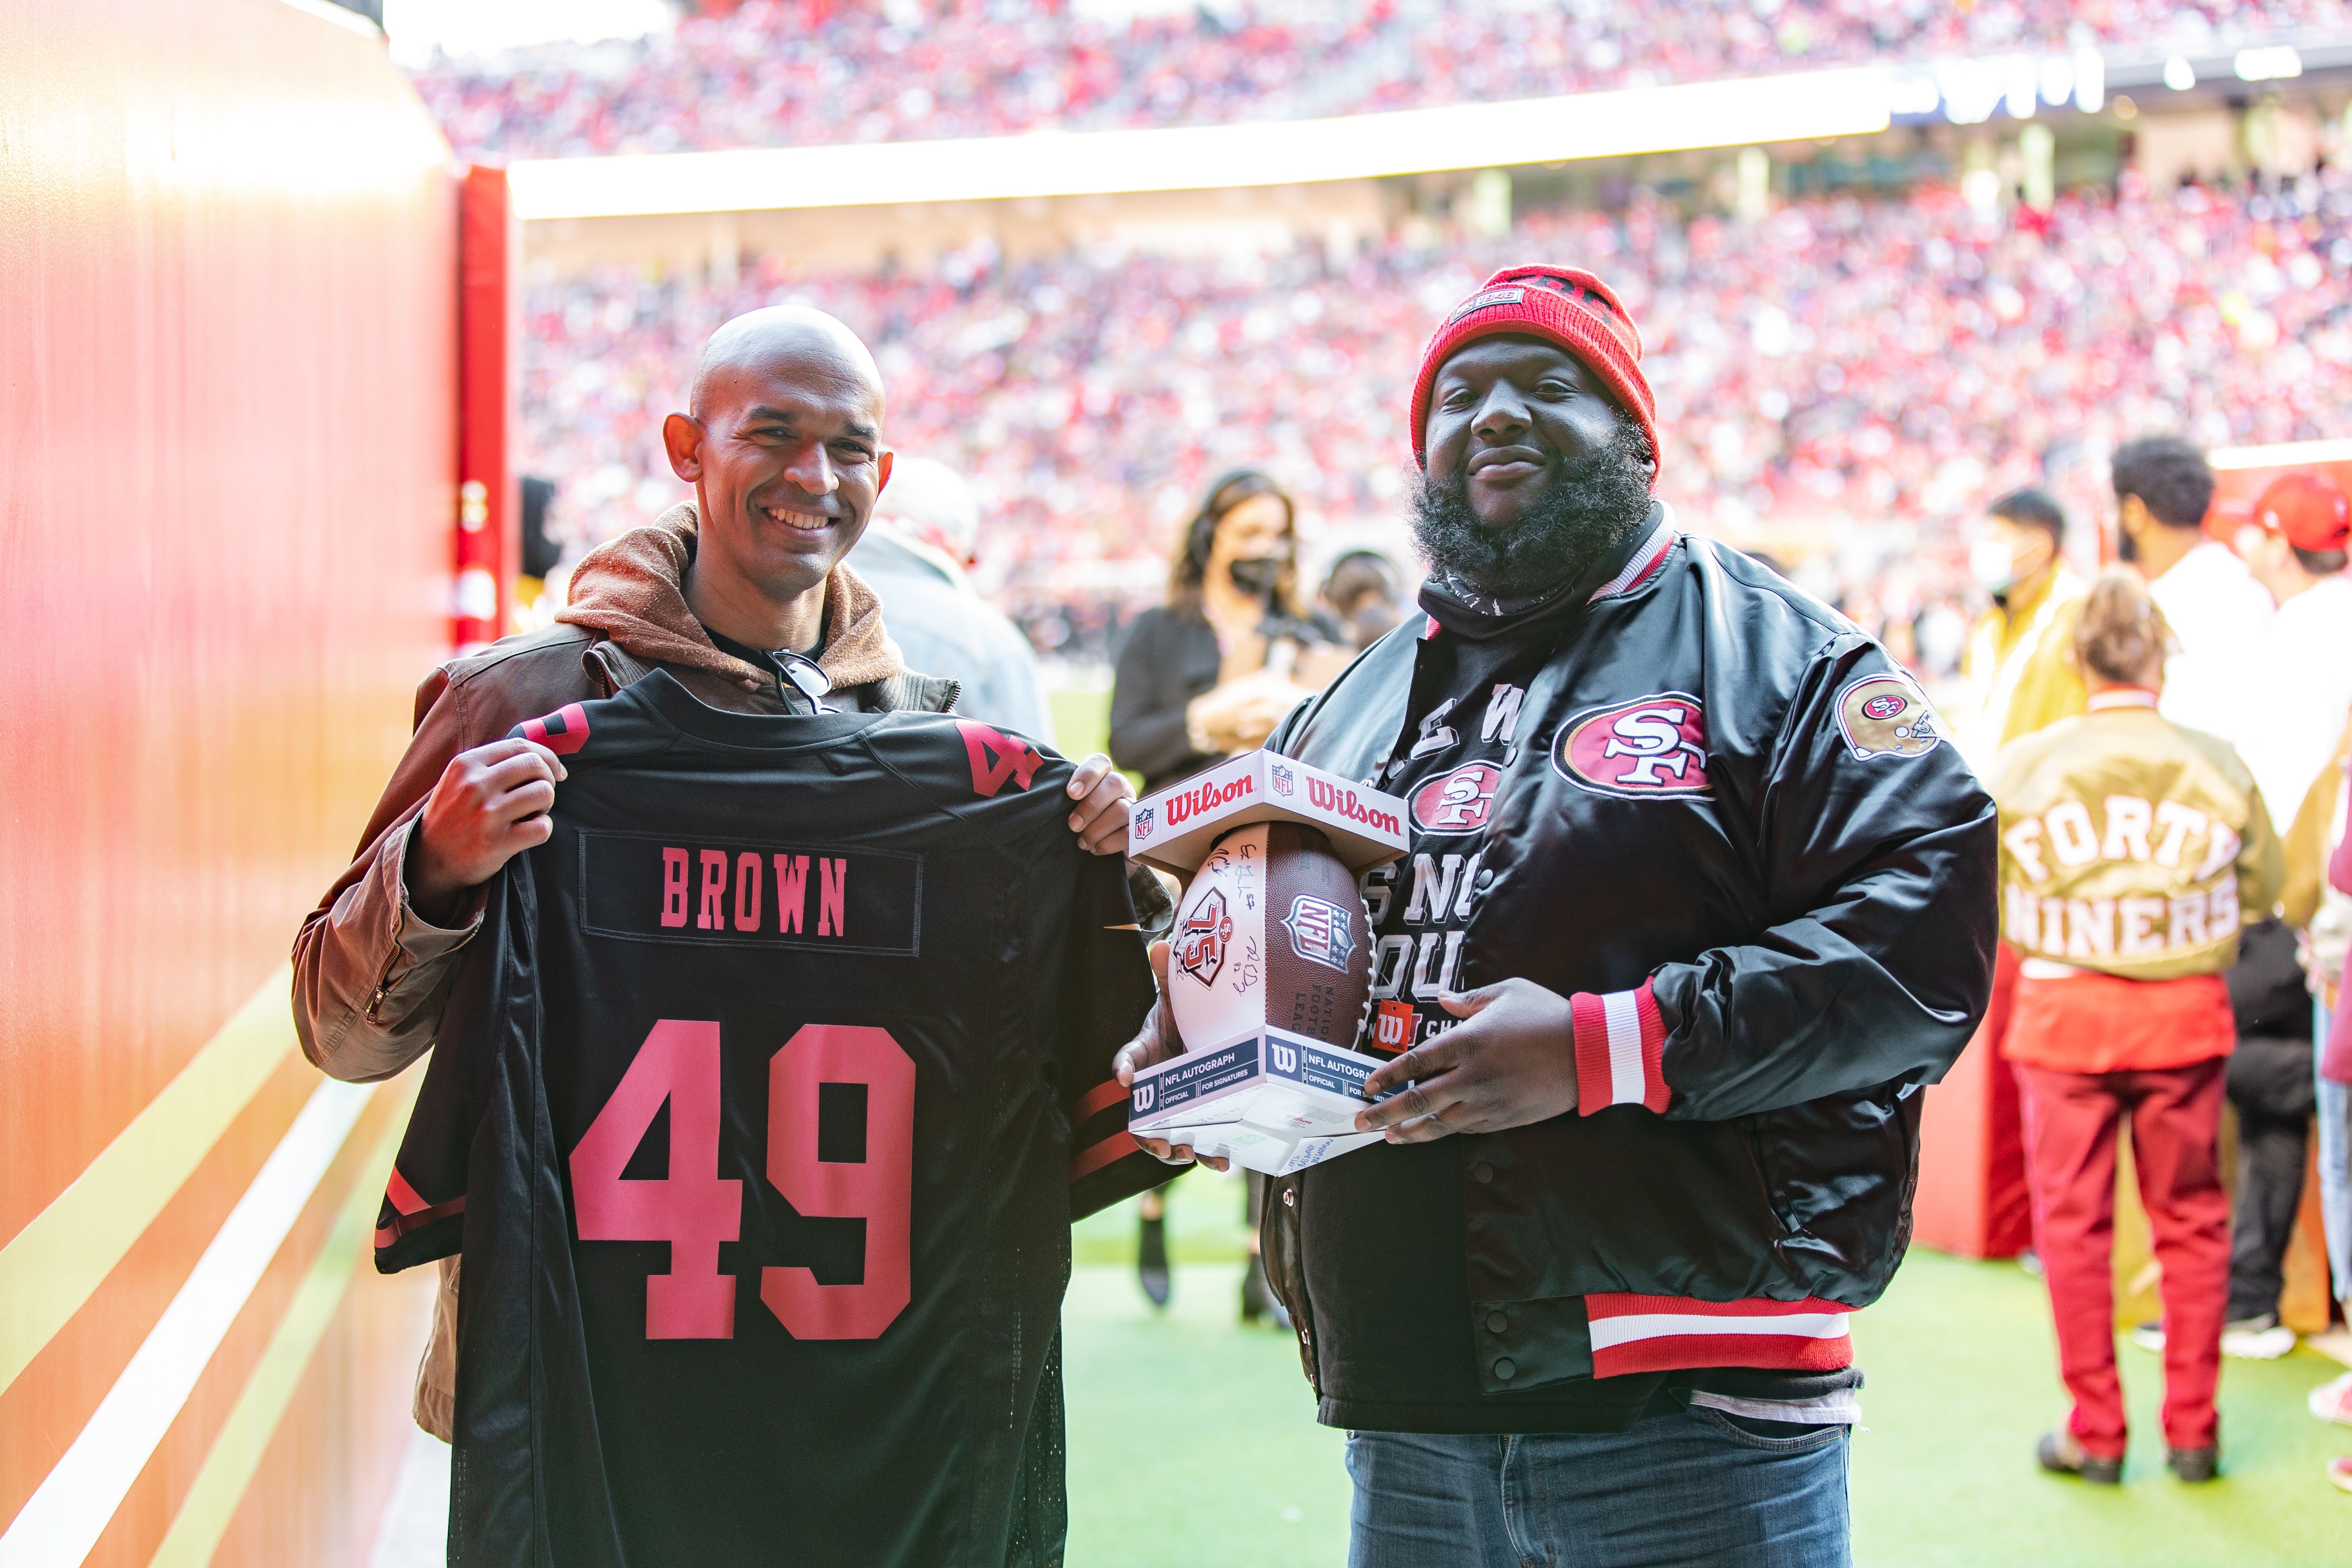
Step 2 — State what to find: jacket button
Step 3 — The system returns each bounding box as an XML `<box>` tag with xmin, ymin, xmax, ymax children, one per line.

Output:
<box><xmin>1473</xmin><ymin>1162</ymin><xmax>1494</xmax><ymax>1184</ymax></box>
<box><xmin>1476</xmin><ymin>868</ymin><xmax>1495</xmax><ymax>888</ymax></box>
<box><xmin>1486</xmin><ymin>1310</ymin><xmax>1508</xmax><ymax>1334</ymax></box>
<box><xmin>1282</xmin><ymin>1188</ymin><xmax>1297</xmax><ymax>1208</ymax></box>
<box><xmin>1494</xmin><ymin>1357</ymin><xmax>1516</xmax><ymax>1381</ymax></box>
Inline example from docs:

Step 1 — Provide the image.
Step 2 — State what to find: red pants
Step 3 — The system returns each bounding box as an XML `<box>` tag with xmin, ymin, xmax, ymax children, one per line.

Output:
<box><xmin>2017</xmin><ymin>1058</ymin><xmax>2230</xmax><ymax>1457</ymax></box>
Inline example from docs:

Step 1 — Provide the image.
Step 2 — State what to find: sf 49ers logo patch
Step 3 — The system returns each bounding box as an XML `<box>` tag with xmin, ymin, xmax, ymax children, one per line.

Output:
<box><xmin>1836</xmin><ymin>673</ymin><xmax>1942</xmax><ymax>760</ymax></box>
<box><xmin>1173</xmin><ymin>887</ymin><xmax>1233</xmax><ymax>986</ymax></box>
<box><xmin>1412</xmin><ymin>761</ymin><xmax>1502</xmax><ymax>832</ymax></box>
<box><xmin>1552</xmin><ymin>693</ymin><xmax>1710</xmax><ymax>799</ymax></box>
<box><xmin>1280</xmin><ymin>894</ymin><xmax>1355</xmax><ymax>972</ymax></box>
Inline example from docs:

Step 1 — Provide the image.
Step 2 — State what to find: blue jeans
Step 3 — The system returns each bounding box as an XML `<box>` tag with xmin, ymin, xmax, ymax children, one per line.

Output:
<box><xmin>1345</xmin><ymin>1407</ymin><xmax>1850</xmax><ymax>1568</ymax></box>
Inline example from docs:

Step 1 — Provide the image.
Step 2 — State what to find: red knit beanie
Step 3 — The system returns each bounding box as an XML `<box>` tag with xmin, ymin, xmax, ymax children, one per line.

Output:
<box><xmin>1409</xmin><ymin>265</ymin><xmax>1658</xmax><ymax>471</ymax></box>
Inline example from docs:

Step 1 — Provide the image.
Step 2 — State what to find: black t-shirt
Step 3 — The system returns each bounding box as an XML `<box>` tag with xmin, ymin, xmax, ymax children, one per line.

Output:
<box><xmin>376</xmin><ymin>672</ymin><xmax>1162</xmax><ymax>1566</ymax></box>
<box><xmin>1299</xmin><ymin>538</ymin><xmax>1858</xmax><ymax>1435</ymax></box>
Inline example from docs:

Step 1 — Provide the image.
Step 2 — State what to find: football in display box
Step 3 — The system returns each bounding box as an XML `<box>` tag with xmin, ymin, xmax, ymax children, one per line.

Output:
<box><xmin>1126</xmin><ymin>752</ymin><xmax>1409</xmax><ymax>1176</ymax></box>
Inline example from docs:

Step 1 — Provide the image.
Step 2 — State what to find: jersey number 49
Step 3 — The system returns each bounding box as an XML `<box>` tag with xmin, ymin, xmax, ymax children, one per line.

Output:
<box><xmin>568</xmin><ymin>1020</ymin><xmax>914</xmax><ymax>1341</ymax></box>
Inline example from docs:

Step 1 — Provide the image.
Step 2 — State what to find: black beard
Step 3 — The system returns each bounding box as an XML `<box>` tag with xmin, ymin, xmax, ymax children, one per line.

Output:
<box><xmin>1409</xmin><ymin>426</ymin><xmax>1655</xmax><ymax>600</ymax></box>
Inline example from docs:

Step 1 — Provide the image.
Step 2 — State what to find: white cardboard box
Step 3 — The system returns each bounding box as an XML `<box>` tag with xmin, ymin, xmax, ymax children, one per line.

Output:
<box><xmin>1127</xmin><ymin>1025</ymin><xmax>1393</xmax><ymax>1176</ymax></box>
<box><xmin>1126</xmin><ymin>749</ymin><xmax>1407</xmax><ymax>876</ymax></box>
<box><xmin>1126</xmin><ymin>750</ymin><xmax>1410</xmax><ymax>1177</ymax></box>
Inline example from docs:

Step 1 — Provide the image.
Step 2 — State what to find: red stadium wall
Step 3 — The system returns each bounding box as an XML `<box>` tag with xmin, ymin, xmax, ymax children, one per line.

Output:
<box><xmin>1</xmin><ymin>2</ymin><xmax>457</xmax><ymax>1563</ymax></box>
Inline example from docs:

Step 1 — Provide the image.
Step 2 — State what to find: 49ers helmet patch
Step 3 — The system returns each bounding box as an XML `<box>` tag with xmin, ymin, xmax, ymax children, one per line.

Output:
<box><xmin>1836</xmin><ymin>673</ymin><xmax>1943</xmax><ymax>761</ymax></box>
<box><xmin>1552</xmin><ymin>693</ymin><xmax>1711</xmax><ymax>799</ymax></box>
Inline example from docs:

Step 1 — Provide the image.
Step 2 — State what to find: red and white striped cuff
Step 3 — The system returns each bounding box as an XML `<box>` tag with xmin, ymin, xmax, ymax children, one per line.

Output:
<box><xmin>1570</xmin><ymin>981</ymin><xmax>1669</xmax><ymax>1114</ymax></box>
<box><xmin>1585</xmin><ymin>1293</ymin><xmax>1855</xmax><ymax>1378</ymax></box>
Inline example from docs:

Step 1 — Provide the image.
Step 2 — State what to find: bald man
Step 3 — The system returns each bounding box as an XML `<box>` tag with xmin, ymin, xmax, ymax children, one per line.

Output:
<box><xmin>292</xmin><ymin>307</ymin><xmax>1138</xmax><ymax>1443</ymax></box>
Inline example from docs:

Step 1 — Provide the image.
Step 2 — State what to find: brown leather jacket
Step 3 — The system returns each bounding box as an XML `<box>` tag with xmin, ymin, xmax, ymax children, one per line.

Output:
<box><xmin>292</xmin><ymin>506</ymin><xmax>956</xmax><ymax>1437</ymax></box>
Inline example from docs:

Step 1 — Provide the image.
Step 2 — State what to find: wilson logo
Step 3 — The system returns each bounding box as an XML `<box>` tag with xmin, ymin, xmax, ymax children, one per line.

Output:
<box><xmin>1130</xmin><ymin>1082</ymin><xmax>1155</xmax><ymax>1113</ymax></box>
<box><xmin>1164</xmin><ymin>773</ymin><xmax>1255</xmax><ymax>825</ymax></box>
<box><xmin>1304</xmin><ymin>778</ymin><xmax>1404</xmax><ymax>835</ymax></box>
<box><xmin>1554</xmin><ymin>694</ymin><xmax>1711</xmax><ymax>800</ymax></box>
<box><xmin>1271</xmin><ymin>1042</ymin><xmax>1299</xmax><ymax>1073</ymax></box>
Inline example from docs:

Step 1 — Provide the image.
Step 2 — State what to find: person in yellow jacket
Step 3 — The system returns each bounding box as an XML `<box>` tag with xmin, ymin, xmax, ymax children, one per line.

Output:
<box><xmin>1961</xmin><ymin>487</ymin><xmax>2091</xmax><ymax>763</ymax></box>
<box><xmin>1990</xmin><ymin>569</ymin><xmax>2282</xmax><ymax>1488</ymax></box>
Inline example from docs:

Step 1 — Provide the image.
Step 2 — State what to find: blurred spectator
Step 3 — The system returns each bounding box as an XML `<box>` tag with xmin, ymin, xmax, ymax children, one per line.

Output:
<box><xmin>851</xmin><ymin>455</ymin><xmax>1054</xmax><ymax>737</ymax></box>
<box><xmin>405</xmin><ymin>0</ymin><xmax>2347</xmax><ymax>164</ymax></box>
<box><xmin>514</xmin><ymin>474</ymin><xmax>565</xmax><ymax>630</ymax></box>
<box><xmin>1106</xmin><ymin>467</ymin><xmax>1340</xmax><ymax>1324</ymax></box>
<box><xmin>2230</xmin><ymin>471</ymin><xmax>2352</xmax><ymax>819</ymax></box>
<box><xmin>2113</xmin><ymin>436</ymin><xmax>2272</xmax><ymax>742</ymax></box>
<box><xmin>2213</xmin><ymin>916</ymin><xmax>2315</xmax><ymax>1359</ymax></box>
<box><xmin>1319</xmin><ymin>547</ymin><xmax>1407</xmax><ymax>651</ymax></box>
<box><xmin>1956</xmin><ymin>487</ymin><xmax>2087</xmax><ymax>765</ymax></box>
<box><xmin>1109</xmin><ymin>469</ymin><xmax>1335</xmax><ymax>795</ymax></box>
<box><xmin>517</xmin><ymin>175</ymin><xmax>2352</xmax><ymax>667</ymax></box>
<box><xmin>1991</xmin><ymin>569</ymin><xmax>2282</xmax><ymax>1487</ymax></box>
<box><xmin>2311</xmin><ymin>764</ymin><xmax>2352</xmax><ymax>1493</ymax></box>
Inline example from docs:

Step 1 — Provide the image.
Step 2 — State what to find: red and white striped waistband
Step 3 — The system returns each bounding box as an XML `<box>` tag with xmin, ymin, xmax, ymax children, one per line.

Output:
<box><xmin>1584</xmin><ymin>1292</ymin><xmax>1855</xmax><ymax>1378</ymax></box>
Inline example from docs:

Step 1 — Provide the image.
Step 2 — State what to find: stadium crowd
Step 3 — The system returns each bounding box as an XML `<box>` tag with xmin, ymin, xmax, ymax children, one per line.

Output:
<box><xmin>409</xmin><ymin>0</ymin><xmax>2344</xmax><ymax>163</ymax></box>
<box><xmin>521</xmin><ymin>166</ymin><xmax>2352</xmax><ymax>662</ymax></box>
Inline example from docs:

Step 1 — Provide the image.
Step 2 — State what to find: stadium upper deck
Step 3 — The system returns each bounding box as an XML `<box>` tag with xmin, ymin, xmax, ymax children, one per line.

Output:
<box><xmin>411</xmin><ymin>0</ymin><xmax>2346</xmax><ymax>163</ymax></box>
<box><xmin>522</xmin><ymin>171</ymin><xmax>2352</xmax><ymax>661</ymax></box>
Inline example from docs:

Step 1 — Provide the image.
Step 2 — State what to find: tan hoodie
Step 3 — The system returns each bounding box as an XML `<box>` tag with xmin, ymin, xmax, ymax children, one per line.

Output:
<box><xmin>291</xmin><ymin>503</ymin><xmax>944</xmax><ymax>1438</ymax></box>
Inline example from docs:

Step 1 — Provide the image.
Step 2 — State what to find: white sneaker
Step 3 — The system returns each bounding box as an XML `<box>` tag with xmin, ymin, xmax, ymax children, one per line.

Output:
<box><xmin>2130</xmin><ymin>1320</ymin><xmax>2166</xmax><ymax>1353</ymax></box>
<box><xmin>2221</xmin><ymin>1317</ymin><xmax>2297</xmax><ymax>1360</ymax></box>
<box><xmin>2309</xmin><ymin>1371</ymin><xmax>2352</xmax><ymax>1425</ymax></box>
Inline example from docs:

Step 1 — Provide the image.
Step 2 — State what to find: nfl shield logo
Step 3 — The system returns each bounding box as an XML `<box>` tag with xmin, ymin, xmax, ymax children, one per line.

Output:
<box><xmin>1271</xmin><ymin>763</ymin><xmax>1294</xmax><ymax>797</ymax></box>
<box><xmin>1281</xmin><ymin>895</ymin><xmax>1354</xmax><ymax>972</ymax></box>
<box><xmin>1132</xmin><ymin>805</ymin><xmax>1154</xmax><ymax>841</ymax></box>
<box><xmin>1174</xmin><ymin>887</ymin><xmax>1232</xmax><ymax>986</ymax></box>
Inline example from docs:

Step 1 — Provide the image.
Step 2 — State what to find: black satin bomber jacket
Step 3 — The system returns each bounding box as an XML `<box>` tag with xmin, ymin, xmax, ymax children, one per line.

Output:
<box><xmin>1256</xmin><ymin>520</ymin><xmax>2000</xmax><ymax>1400</ymax></box>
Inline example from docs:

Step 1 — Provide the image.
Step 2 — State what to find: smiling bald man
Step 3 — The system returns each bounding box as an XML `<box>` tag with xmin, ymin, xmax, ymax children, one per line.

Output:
<box><xmin>292</xmin><ymin>306</ymin><xmax>1139</xmax><ymax>1443</ymax></box>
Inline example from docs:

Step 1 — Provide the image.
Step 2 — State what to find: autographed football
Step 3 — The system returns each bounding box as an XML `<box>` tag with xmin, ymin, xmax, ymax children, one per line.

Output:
<box><xmin>1167</xmin><ymin>821</ymin><xmax>1372</xmax><ymax>1053</ymax></box>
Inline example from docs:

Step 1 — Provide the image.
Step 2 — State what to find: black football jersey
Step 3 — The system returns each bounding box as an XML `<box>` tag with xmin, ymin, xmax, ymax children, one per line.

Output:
<box><xmin>374</xmin><ymin>671</ymin><xmax>1161</xmax><ymax>1568</ymax></box>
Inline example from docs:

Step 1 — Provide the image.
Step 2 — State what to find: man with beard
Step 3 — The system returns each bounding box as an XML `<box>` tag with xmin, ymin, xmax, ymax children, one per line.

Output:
<box><xmin>1121</xmin><ymin>268</ymin><xmax>1997</xmax><ymax>1565</ymax></box>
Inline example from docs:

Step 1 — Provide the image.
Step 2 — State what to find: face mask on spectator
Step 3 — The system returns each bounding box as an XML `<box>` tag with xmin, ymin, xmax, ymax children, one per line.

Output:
<box><xmin>1226</xmin><ymin>556</ymin><xmax>1283</xmax><ymax>595</ymax></box>
<box><xmin>1971</xmin><ymin>537</ymin><xmax>2020</xmax><ymax>595</ymax></box>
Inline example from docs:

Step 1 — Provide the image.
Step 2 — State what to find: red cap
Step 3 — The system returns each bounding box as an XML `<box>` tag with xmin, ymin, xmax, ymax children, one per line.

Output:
<box><xmin>1409</xmin><ymin>265</ymin><xmax>1658</xmax><ymax>471</ymax></box>
<box><xmin>2254</xmin><ymin>472</ymin><xmax>2351</xmax><ymax>553</ymax></box>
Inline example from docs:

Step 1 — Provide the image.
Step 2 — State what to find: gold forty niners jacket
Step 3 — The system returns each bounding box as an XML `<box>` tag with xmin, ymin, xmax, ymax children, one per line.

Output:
<box><xmin>1987</xmin><ymin>689</ymin><xmax>2284</xmax><ymax>981</ymax></box>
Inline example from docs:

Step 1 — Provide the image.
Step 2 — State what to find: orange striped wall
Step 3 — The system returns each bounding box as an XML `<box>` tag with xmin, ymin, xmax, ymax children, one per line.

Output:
<box><xmin>1</xmin><ymin>1</ymin><xmax>456</xmax><ymax>1562</ymax></box>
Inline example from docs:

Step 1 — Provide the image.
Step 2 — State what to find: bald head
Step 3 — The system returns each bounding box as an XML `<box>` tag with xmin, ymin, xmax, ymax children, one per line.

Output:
<box><xmin>690</xmin><ymin>306</ymin><xmax>884</xmax><ymax>422</ymax></box>
<box><xmin>663</xmin><ymin>306</ymin><xmax>896</xmax><ymax>652</ymax></box>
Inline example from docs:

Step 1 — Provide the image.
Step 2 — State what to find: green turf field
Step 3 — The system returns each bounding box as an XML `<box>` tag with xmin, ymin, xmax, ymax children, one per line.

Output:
<box><xmin>1066</xmin><ymin>1175</ymin><xmax>2352</xmax><ymax>1567</ymax></box>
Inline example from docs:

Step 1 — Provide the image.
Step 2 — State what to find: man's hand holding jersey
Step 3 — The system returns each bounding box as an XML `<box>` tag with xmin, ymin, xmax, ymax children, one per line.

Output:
<box><xmin>408</xmin><ymin>736</ymin><xmax>571</xmax><ymax>926</ymax></box>
<box><xmin>1063</xmin><ymin>752</ymin><xmax>1134</xmax><ymax>856</ymax></box>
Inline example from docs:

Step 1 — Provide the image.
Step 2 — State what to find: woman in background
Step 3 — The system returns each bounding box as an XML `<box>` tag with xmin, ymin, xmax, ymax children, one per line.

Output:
<box><xmin>1109</xmin><ymin>470</ymin><xmax>1343</xmax><ymax>1321</ymax></box>
<box><xmin>1990</xmin><ymin>569</ymin><xmax>2281</xmax><ymax>1487</ymax></box>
